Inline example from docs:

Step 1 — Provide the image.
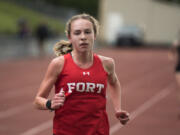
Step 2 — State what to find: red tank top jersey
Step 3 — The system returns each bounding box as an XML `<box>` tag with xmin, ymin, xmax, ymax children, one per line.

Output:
<box><xmin>53</xmin><ymin>53</ymin><xmax>109</xmax><ymax>135</ymax></box>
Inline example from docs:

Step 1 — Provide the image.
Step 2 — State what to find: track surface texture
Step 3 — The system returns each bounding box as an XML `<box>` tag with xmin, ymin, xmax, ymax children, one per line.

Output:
<box><xmin>0</xmin><ymin>47</ymin><xmax>179</xmax><ymax>135</ymax></box>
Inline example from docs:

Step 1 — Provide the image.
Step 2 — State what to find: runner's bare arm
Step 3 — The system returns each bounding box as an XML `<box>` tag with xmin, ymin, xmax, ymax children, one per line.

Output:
<box><xmin>102</xmin><ymin>57</ymin><xmax>121</xmax><ymax>112</ymax></box>
<box><xmin>168</xmin><ymin>40</ymin><xmax>178</xmax><ymax>61</ymax></box>
<box><xmin>34</xmin><ymin>56</ymin><xmax>64</xmax><ymax>110</ymax></box>
<box><xmin>100</xmin><ymin>55</ymin><xmax>129</xmax><ymax>125</ymax></box>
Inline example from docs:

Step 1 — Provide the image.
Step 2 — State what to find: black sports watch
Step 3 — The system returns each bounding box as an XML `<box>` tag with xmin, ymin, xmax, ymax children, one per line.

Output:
<box><xmin>46</xmin><ymin>99</ymin><xmax>54</xmax><ymax>111</ymax></box>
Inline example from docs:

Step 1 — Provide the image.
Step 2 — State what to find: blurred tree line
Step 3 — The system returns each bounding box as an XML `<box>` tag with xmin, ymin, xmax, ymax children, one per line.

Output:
<box><xmin>0</xmin><ymin>0</ymin><xmax>100</xmax><ymax>35</ymax></box>
<box><xmin>0</xmin><ymin>1</ymin><xmax>65</xmax><ymax>35</ymax></box>
<box><xmin>32</xmin><ymin>0</ymin><xmax>99</xmax><ymax>17</ymax></box>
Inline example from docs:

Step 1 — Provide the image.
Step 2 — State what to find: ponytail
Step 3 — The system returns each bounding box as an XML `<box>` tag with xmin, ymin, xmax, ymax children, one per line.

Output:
<box><xmin>53</xmin><ymin>40</ymin><xmax>73</xmax><ymax>56</ymax></box>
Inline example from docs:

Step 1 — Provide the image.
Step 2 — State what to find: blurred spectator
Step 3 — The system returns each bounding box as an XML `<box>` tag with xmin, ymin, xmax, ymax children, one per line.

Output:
<box><xmin>17</xmin><ymin>18</ymin><xmax>31</xmax><ymax>39</ymax></box>
<box><xmin>169</xmin><ymin>30</ymin><xmax>180</xmax><ymax>117</ymax></box>
<box><xmin>35</xmin><ymin>21</ymin><xmax>50</xmax><ymax>57</ymax></box>
<box><xmin>17</xmin><ymin>18</ymin><xmax>31</xmax><ymax>56</ymax></box>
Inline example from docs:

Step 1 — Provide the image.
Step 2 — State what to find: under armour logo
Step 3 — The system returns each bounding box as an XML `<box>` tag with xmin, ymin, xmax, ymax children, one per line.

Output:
<box><xmin>83</xmin><ymin>72</ymin><xmax>90</xmax><ymax>76</ymax></box>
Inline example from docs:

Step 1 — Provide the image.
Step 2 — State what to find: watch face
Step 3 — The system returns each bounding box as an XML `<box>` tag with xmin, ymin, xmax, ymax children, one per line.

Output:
<box><xmin>46</xmin><ymin>100</ymin><xmax>52</xmax><ymax>110</ymax></box>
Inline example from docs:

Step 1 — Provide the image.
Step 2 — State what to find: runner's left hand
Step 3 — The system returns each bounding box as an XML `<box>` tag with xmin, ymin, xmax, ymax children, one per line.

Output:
<box><xmin>115</xmin><ymin>111</ymin><xmax>130</xmax><ymax>125</ymax></box>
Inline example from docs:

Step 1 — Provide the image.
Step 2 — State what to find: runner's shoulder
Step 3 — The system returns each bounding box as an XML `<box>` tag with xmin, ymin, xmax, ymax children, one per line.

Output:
<box><xmin>48</xmin><ymin>56</ymin><xmax>65</xmax><ymax>74</ymax></box>
<box><xmin>97</xmin><ymin>55</ymin><xmax>115</xmax><ymax>73</ymax></box>
<box><xmin>98</xmin><ymin>55</ymin><xmax>114</xmax><ymax>66</ymax></box>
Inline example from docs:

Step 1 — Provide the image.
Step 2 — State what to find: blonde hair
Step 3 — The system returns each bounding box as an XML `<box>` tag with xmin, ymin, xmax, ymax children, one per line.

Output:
<box><xmin>53</xmin><ymin>13</ymin><xmax>99</xmax><ymax>56</ymax></box>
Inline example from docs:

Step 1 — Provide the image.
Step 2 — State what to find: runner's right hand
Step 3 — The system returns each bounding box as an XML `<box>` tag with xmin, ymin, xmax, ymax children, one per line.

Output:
<box><xmin>51</xmin><ymin>91</ymin><xmax>65</xmax><ymax>109</ymax></box>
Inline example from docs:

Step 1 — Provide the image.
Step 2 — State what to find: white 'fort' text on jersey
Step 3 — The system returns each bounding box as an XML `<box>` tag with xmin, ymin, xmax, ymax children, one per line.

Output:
<box><xmin>67</xmin><ymin>82</ymin><xmax>104</xmax><ymax>94</ymax></box>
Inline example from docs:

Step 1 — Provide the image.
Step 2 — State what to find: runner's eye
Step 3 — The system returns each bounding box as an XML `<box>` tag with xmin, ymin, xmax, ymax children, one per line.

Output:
<box><xmin>85</xmin><ymin>30</ymin><xmax>91</xmax><ymax>34</ymax></box>
<box><xmin>74</xmin><ymin>30</ymin><xmax>81</xmax><ymax>35</ymax></box>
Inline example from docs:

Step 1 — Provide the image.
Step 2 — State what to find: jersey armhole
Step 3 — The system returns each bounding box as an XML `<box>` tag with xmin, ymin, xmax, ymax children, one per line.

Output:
<box><xmin>57</xmin><ymin>54</ymin><xmax>67</xmax><ymax>78</ymax></box>
<box><xmin>95</xmin><ymin>54</ymin><xmax>109</xmax><ymax>75</ymax></box>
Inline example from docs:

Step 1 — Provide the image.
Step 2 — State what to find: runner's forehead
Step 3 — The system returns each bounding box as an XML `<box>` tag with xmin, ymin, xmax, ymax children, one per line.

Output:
<box><xmin>71</xmin><ymin>19</ymin><xmax>93</xmax><ymax>31</ymax></box>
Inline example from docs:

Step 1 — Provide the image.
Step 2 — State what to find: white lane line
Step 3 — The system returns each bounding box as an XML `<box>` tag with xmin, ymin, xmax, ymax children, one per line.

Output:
<box><xmin>19</xmin><ymin>83</ymin><xmax>173</xmax><ymax>135</ymax></box>
<box><xmin>106</xmin><ymin>65</ymin><xmax>169</xmax><ymax>100</ymax></box>
<box><xmin>1</xmin><ymin>63</ymin><xmax>167</xmax><ymax>100</ymax></box>
<box><xmin>18</xmin><ymin>66</ymin><xmax>171</xmax><ymax>135</ymax></box>
<box><xmin>122</xmin><ymin>66</ymin><xmax>170</xmax><ymax>91</ymax></box>
<box><xmin>1</xmin><ymin>64</ymin><xmax>165</xmax><ymax>119</ymax></box>
<box><xmin>20</xmin><ymin>120</ymin><xmax>52</xmax><ymax>135</ymax></box>
<box><xmin>110</xmin><ymin>83</ymin><xmax>174</xmax><ymax>135</ymax></box>
<box><xmin>0</xmin><ymin>103</ymin><xmax>32</xmax><ymax>119</ymax></box>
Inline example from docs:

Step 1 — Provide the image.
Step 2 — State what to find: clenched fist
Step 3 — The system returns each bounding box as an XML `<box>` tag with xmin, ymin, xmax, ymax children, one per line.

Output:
<box><xmin>115</xmin><ymin>111</ymin><xmax>130</xmax><ymax>125</ymax></box>
<box><xmin>51</xmin><ymin>90</ymin><xmax>66</xmax><ymax>110</ymax></box>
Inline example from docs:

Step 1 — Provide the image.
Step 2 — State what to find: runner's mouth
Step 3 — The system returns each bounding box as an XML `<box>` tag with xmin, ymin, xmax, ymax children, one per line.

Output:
<box><xmin>80</xmin><ymin>43</ymin><xmax>88</xmax><ymax>46</ymax></box>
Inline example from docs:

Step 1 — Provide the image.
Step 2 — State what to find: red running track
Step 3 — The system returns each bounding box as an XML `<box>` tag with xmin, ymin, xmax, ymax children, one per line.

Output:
<box><xmin>0</xmin><ymin>47</ymin><xmax>179</xmax><ymax>135</ymax></box>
